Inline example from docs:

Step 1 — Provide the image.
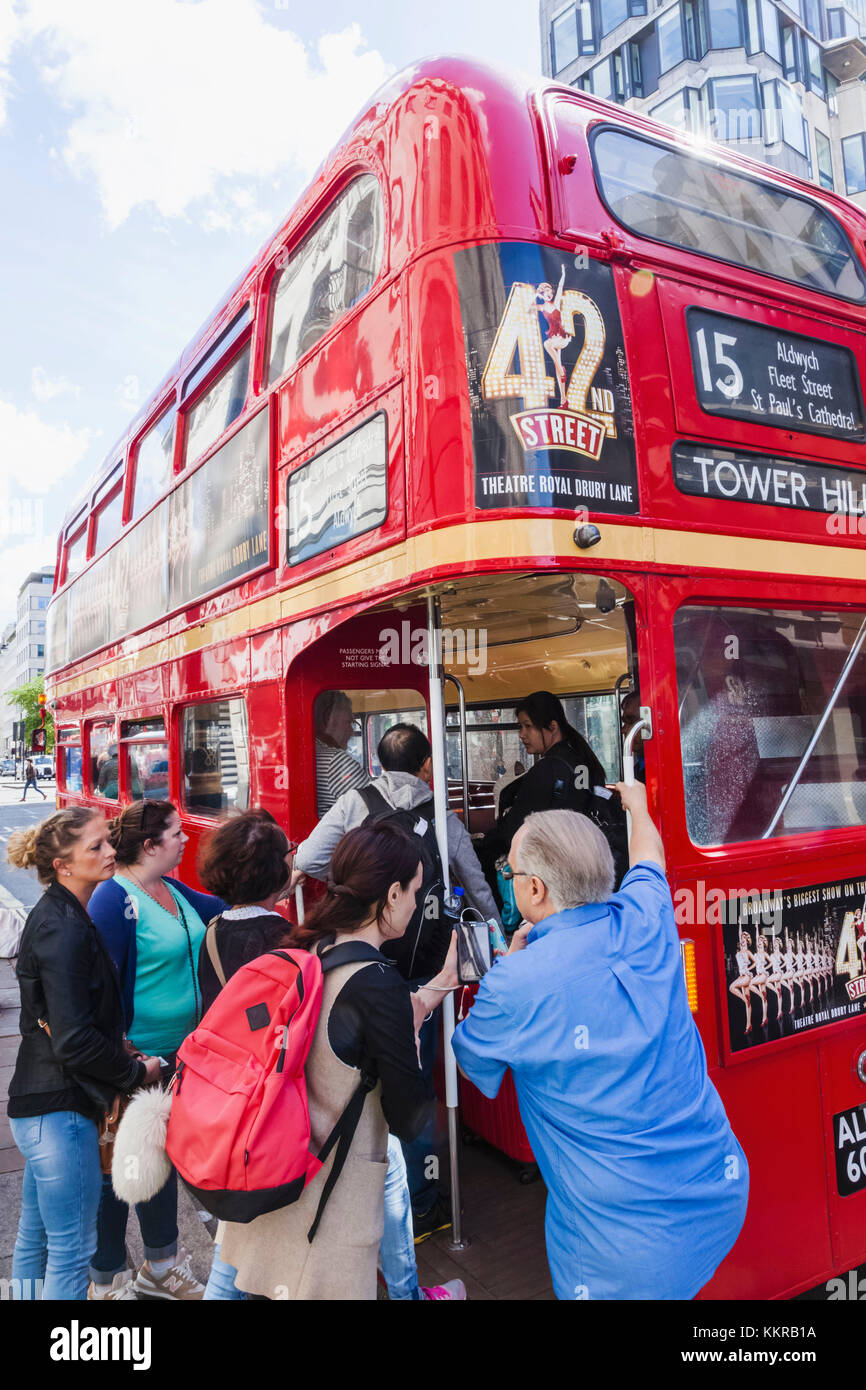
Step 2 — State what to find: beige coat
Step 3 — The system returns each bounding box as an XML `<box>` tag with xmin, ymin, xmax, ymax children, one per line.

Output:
<box><xmin>219</xmin><ymin>958</ymin><xmax>388</xmax><ymax>1300</ymax></box>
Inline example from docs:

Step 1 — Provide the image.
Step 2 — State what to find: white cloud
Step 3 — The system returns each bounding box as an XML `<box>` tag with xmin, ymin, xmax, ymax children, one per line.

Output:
<box><xmin>31</xmin><ymin>365</ymin><xmax>80</xmax><ymax>400</ymax></box>
<box><xmin>0</xmin><ymin>0</ymin><xmax>22</xmax><ymax>127</ymax></box>
<box><xmin>21</xmin><ymin>0</ymin><xmax>391</xmax><ymax>229</ymax></box>
<box><xmin>0</xmin><ymin>397</ymin><xmax>93</xmax><ymax>495</ymax></box>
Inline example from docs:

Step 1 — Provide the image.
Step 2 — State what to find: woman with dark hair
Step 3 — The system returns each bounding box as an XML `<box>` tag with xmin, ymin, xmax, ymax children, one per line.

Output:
<box><xmin>482</xmin><ymin>691</ymin><xmax>608</xmax><ymax>876</ymax></box>
<box><xmin>216</xmin><ymin>821</ymin><xmax>458</xmax><ymax>1301</ymax></box>
<box><xmin>196</xmin><ymin>810</ymin><xmax>293</xmax><ymax>1015</ymax></box>
<box><xmin>85</xmin><ymin>800</ymin><xmax>226</xmax><ymax>1300</ymax></box>
<box><xmin>6</xmin><ymin>810</ymin><xmax>160</xmax><ymax>1299</ymax></box>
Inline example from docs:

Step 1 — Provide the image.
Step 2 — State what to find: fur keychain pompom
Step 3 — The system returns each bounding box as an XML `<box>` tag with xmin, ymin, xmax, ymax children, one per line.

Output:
<box><xmin>111</xmin><ymin>1085</ymin><xmax>173</xmax><ymax>1205</ymax></box>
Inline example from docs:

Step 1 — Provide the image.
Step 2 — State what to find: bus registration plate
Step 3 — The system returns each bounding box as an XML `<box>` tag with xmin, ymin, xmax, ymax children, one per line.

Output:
<box><xmin>833</xmin><ymin>1103</ymin><xmax>866</xmax><ymax>1197</ymax></box>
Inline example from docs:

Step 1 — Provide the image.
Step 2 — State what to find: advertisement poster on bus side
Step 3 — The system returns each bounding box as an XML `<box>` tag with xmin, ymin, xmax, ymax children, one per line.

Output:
<box><xmin>169</xmin><ymin>406</ymin><xmax>269</xmax><ymax>609</ymax></box>
<box><xmin>720</xmin><ymin>875</ymin><xmax>866</xmax><ymax>1055</ymax></box>
<box><xmin>454</xmin><ymin>242</ymin><xmax>637</xmax><ymax>514</ymax></box>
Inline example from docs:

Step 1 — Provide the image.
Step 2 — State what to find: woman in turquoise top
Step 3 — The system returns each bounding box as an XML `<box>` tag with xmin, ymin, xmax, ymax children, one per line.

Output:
<box><xmin>87</xmin><ymin>800</ymin><xmax>225</xmax><ymax>1301</ymax></box>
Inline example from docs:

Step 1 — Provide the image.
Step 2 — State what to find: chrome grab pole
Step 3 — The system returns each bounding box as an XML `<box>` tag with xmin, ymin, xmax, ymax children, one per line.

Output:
<box><xmin>622</xmin><ymin>708</ymin><xmax>652</xmax><ymax>841</ymax></box>
<box><xmin>762</xmin><ymin>614</ymin><xmax>866</xmax><ymax>840</ymax></box>
<box><xmin>427</xmin><ymin>595</ymin><xmax>468</xmax><ymax>1250</ymax></box>
<box><xmin>444</xmin><ymin>673</ymin><xmax>470</xmax><ymax>832</ymax></box>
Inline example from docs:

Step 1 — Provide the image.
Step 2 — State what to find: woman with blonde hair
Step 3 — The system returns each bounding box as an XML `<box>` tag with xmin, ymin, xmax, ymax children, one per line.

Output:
<box><xmin>6</xmin><ymin>810</ymin><xmax>160</xmax><ymax>1299</ymax></box>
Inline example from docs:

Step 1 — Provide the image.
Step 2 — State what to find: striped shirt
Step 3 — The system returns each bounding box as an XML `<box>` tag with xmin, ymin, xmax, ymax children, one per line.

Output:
<box><xmin>315</xmin><ymin>739</ymin><xmax>371</xmax><ymax>816</ymax></box>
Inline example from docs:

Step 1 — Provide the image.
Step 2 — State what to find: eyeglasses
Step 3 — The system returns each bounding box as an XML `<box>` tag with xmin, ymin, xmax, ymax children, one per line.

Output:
<box><xmin>499</xmin><ymin>863</ymin><xmax>529</xmax><ymax>882</ymax></box>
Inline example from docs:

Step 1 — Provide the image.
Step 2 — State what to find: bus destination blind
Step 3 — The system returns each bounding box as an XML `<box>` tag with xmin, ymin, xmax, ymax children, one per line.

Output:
<box><xmin>673</xmin><ymin>441</ymin><xmax>866</xmax><ymax>519</ymax></box>
<box><xmin>686</xmin><ymin>307</ymin><xmax>865</xmax><ymax>442</ymax></box>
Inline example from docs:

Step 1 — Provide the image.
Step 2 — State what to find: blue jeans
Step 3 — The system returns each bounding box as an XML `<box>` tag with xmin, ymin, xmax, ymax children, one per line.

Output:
<box><xmin>21</xmin><ymin>778</ymin><xmax>45</xmax><ymax>800</ymax></box>
<box><xmin>90</xmin><ymin>1167</ymin><xmax>179</xmax><ymax>1280</ymax></box>
<box><xmin>400</xmin><ymin>1008</ymin><xmax>440</xmax><ymax>1218</ymax></box>
<box><xmin>380</xmin><ymin>1134</ymin><xmax>422</xmax><ymax>1300</ymax></box>
<box><xmin>203</xmin><ymin>1245</ymin><xmax>248</xmax><ymax>1301</ymax></box>
<box><xmin>10</xmin><ymin>1111</ymin><xmax>103</xmax><ymax>1300</ymax></box>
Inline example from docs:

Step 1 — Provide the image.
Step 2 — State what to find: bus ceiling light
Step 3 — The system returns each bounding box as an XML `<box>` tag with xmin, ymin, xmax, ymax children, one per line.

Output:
<box><xmin>574</xmin><ymin>523</ymin><xmax>601</xmax><ymax>550</ymax></box>
<box><xmin>680</xmin><ymin>939</ymin><xmax>699</xmax><ymax>1013</ymax></box>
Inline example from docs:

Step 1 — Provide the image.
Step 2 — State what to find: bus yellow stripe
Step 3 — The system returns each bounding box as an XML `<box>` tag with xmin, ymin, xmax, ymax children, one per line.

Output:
<box><xmin>47</xmin><ymin>517</ymin><xmax>865</xmax><ymax>698</ymax></box>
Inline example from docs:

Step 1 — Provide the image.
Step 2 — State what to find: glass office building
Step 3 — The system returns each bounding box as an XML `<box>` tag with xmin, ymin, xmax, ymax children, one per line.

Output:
<box><xmin>541</xmin><ymin>0</ymin><xmax>866</xmax><ymax>205</ymax></box>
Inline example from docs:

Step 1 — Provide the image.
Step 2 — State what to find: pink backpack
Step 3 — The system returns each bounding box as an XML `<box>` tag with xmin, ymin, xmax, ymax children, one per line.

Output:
<box><xmin>165</xmin><ymin>943</ymin><xmax>376</xmax><ymax>1230</ymax></box>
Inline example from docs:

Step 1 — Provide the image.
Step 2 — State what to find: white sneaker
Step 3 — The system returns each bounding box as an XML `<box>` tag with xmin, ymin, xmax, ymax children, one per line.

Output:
<box><xmin>133</xmin><ymin>1251</ymin><xmax>205</xmax><ymax>1301</ymax></box>
<box><xmin>88</xmin><ymin>1272</ymin><xmax>138</xmax><ymax>1300</ymax></box>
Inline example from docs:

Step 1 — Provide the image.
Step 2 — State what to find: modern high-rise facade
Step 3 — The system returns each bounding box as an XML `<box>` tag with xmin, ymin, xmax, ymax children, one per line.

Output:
<box><xmin>539</xmin><ymin>1</ymin><xmax>866</xmax><ymax>208</ymax></box>
<box><xmin>15</xmin><ymin>566</ymin><xmax>54</xmax><ymax>688</ymax></box>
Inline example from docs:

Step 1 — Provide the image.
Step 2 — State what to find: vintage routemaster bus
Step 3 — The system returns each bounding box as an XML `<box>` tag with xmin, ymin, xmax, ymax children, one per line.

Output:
<box><xmin>46</xmin><ymin>57</ymin><xmax>866</xmax><ymax>1300</ymax></box>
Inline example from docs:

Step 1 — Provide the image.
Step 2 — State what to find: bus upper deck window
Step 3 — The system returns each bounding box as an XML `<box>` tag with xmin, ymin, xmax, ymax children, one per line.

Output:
<box><xmin>268</xmin><ymin>174</ymin><xmax>385</xmax><ymax>385</ymax></box>
<box><xmin>674</xmin><ymin>605</ymin><xmax>866</xmax><ymax>846</ymax></box>
<box><xmin>591</xmin><ymin>126</ymin><xmax>866</xmax><ymax>302</ymax></box>
<box><xmin>132</xmin><ymin>404</ymin><xmax>177</xmax><ymax>521</ymax></box>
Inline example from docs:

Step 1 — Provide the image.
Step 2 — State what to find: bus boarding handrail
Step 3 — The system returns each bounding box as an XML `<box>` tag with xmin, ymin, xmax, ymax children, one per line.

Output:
<box><xmin>444</xmin><ymin>673</ymin><xmax>470</xmax><ymax>832</ymax></box>
<box><xmin>761</xmin><ymin>613</ymin><xmax>866</xmax><ymax>840</ymax></box>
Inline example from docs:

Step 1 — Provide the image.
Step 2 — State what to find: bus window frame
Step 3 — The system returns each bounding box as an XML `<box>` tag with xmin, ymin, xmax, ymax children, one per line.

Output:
<box><xmin>178</xmin><ymin>695</ymin><xmax>251</xmax><ymax>822</ymax></box>
<box><xmin>179</xmin><ymin>313</ymin><xmax>253</xmax><ymax>473</ymax></box>
<box><xmin>126</xmin><ymin>390</ymin><xmax>181</xmax><ymax>526</ymax></box>
<box><xmin>261</xmin><ymin>162</ymin><xmax>389</xmax><ymax>395</ymax></box>
<box><xmin>119</xmin><ymin>715</ymin><xmax>170</xmax><ymax>803</ymax></box>
<box><xmin>62</xmin><ymin>520</ymin><xmax>90</xmax><ymax>588</ymax></box>
<box><xmin>586</xmin><ymin>119</ymin><xmax>866</xmax><ymax>306</ymax></box>
<box><xmin>92</xmin><ymin>475</ymin><xmax>125</xmax><ymax>560</ymax></box>
<box><xmin>85</xmin><ymin>719</ymin><xmax>119</xmax><ymax>804</ymax></box>
<box><xmin>658</xmin><ymin>574</ymin><xmax>866</xmax><ymax>874</ymax></box>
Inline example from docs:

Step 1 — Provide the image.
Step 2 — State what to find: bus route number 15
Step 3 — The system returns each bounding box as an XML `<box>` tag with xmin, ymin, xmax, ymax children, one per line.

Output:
<box><xmin>694</xmin><ymin>327</ymin><xmax>744</xmax><ymax>402</ymax></box>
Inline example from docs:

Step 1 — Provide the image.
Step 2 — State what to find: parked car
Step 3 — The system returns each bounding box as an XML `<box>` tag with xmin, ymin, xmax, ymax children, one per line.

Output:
<box><xmin>31</xmin><ymin>755</ymin><xmax>55</xmax><ymax>780</ymax></box>
<box><xmin>0</xmin><ymin>757</ymin><xmax>15</xmax><ymax>777</ymax></box>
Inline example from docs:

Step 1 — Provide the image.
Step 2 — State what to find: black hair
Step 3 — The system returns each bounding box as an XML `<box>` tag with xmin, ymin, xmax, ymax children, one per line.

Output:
<box><xmin>377</xmin><ymin>722</ymin><xmax>431</xmax><ymax>775</ymax></box>
<box><xmin>515</xmin><ymin>691</ymin><xmax>606</xmax><ymax>786</ymax></box>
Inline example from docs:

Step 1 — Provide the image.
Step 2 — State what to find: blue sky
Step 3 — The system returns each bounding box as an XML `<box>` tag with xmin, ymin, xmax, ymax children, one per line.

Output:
<box><xmin>0</xmin><ymin>0</ymin><xmax>541</xmax><ymax>626</ymax></box>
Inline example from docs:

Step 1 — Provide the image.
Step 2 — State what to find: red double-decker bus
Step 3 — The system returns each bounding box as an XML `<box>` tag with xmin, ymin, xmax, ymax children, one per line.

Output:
<box><xmin>46</xmin><ymin>57</ymin><xmax>866</xmax><ymax>1299</ymax></box>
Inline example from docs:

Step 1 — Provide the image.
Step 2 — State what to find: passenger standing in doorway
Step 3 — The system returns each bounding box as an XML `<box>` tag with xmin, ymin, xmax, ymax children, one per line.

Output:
<box><xmin>314</xmin><ymin>690</ymin><xmax>371</xmax><ymax>815</ymax></box>
<box><xmin>21</xmin><ymin>759</ymin><xmax>46</xmax><ymax>801</ymax></box>
<box><xmin>292</xmin><ymin>722</ymin><xmax>499</xmax><ymax>1243</ymax></box>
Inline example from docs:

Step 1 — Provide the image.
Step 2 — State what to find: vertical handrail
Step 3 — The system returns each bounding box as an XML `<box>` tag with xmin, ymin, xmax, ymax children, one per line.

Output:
<box><xmin>426</xmin><ymin>595</ymin><xmax>467</xmax><ymax>1250</ymax></box>
<box><xmin>444</xmin><ymin>673</ymin><xmax>470</xmax><ymax>832</ymax></box>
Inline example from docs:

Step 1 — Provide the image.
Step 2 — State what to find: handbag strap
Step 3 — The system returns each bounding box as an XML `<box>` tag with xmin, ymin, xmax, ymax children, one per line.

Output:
<box><xmin>205</xmin><ymin>918</ymin><xmax>227</xmax><ymax>989</ymax></box>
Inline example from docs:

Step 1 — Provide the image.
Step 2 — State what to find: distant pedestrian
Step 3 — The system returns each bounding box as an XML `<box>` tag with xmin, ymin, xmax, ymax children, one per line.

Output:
<box><xmin>6</xmin><ymin>809</ymin><xmax>160</xmax><ymax>1300</ymax></box>
<box><xmin>20</xmin><ymin>759</ymin><xmax>46</xmax><ymax>801</ymax></box>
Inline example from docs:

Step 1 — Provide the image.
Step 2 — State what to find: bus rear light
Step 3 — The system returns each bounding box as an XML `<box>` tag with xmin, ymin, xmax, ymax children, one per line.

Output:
<box><xmin>680</xmin><ymin>939</ymin><xmax>698</xmax><ymax>1013</ymax></box>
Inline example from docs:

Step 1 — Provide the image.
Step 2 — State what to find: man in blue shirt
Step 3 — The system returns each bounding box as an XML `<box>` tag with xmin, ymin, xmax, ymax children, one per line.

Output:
<box><xmin>452</xmin><ymin>781</ymin><xmax>748</xmax><ymax>1300</ymax></box>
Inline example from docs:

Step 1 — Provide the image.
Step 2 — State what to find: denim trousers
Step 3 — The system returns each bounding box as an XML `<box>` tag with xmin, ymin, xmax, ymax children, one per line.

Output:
<box><xmin>203</xmin><ymin>1245</ymin><xmax>248</xmax><ymax>1301</ymax></box>
<box><xmin>400</xmin><ymin>1007</ymin><xmax>440</xmax><ymax>1218</ymax></box>
<box><xmin>10</xmin><ymin>1110</ymin><xmax>103</xmax><ymax>1300</ymax></box>
<box><xmin>90</xmin><ymin>1167</ymin><xmax>179</xmax><ymax>1280</ymax></box>
<box><xmin>380</xmin><ymin>1133</ymin><xmax>422</xmax><ymax>1300</ymax></box>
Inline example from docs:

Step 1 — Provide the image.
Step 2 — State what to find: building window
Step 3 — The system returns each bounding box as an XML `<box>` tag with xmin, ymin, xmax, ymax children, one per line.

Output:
<box><xmin>601</xmin><ymin>0</ymin><xmax>628</xmax><ymax>36</ymax></box>
<box><xmin>629</xmin><ymin>39</ymin><xmax>644</xmax><ymax>97</ymax></box>
<box><xmin>802</xmin><ymin>34</ymin><xmax>824</xmax><ymax>95</ymax></box>
<box><xmin>802</xmin><ymin>0</ymin><xmax>822</xmax><ymax>36</ymax></box>
<box><xmin>709</xmin><ymin>74</ymin><xmax>761</xmax><ymax>144</ymax></box>
<box><xmin>816</xmin><ymin>129</ymin><xmax>834</xmax><ymax>189</ymax></box>
<box><xmin>760</xmin><ymin>0</ymin><xmax>781</xmax><ymax>61</ymax></box>
<box><xmin>552</xmin><ymin>5</ymin><xmax>579</xmax><ymax>72</ymax></box>
<box><xmin>826</xmin><ymin>70</ymin><xmax>839</xmax><ymax>116</ymax></box>
<box><xmin>843</xmin><ymin>134</ymin><xmax>866</xmax><ymax>195</ymax></box>
<box><xmin>781</xmin><ymin>22</ymin><xmax>800</xmax><ymax>81</ymax></box>
<box><xmin>764</xmin><ymin>80</ymin><xmax>808</xmax><ymax>158</ymax></box>
<box><xmin>182</xmin><ymin>699</ymin><xmax>249</xmax><ymax>817</ymax></box>
<box><xmin>658</xmin><ymin>3</ymin><xmax>685</xmax><ymax>72</ymax></box>
<box><xmin>707</xmin><ymin>0</ymin><xmax>741</xmax><ymax>47</ymax></box>
<box><xmin>589</xmin><ymin>54</ymin><xmax>614</xmax><ymax>101</ymax></box>
<box><xmin>131</xmin><ymin>404</ymin><xmax>177</xmax><ymax>522</ymax></box>
<box><xmin>578</xmin><ymin>0</ymin><xmax>598</xmax><ymax>53</ymax></box>
<box><xmin>684</xmin><ymin>0</ymin><xmax>709</xmax><ymax>57</ymax></box>
<box><xmin>651</xmin><ymin>86</ymin><xmax>702</xmax><ymax>132</ymax></box>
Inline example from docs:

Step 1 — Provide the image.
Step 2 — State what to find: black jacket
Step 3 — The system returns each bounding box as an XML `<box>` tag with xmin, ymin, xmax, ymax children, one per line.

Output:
<box><xmin>8</xmin><ymin>880</ymin><xmax>146</xmax><ymax>1120</ymax></box>
<box><xmin>483</xmin><ymin>737</ymin><xmax>607</xmax><ymax>863</ymax></box>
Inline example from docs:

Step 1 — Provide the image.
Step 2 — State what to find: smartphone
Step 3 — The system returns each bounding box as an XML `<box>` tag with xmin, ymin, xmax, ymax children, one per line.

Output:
<box><xmin>457</xmin><ymin>917</ymin><xmax>493</xmax><ymax>983</ymax></box>
<box><xmin>488</xmin><ymin>918</ymin><xmax>508</xmax><ymax>958</ymax></box>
